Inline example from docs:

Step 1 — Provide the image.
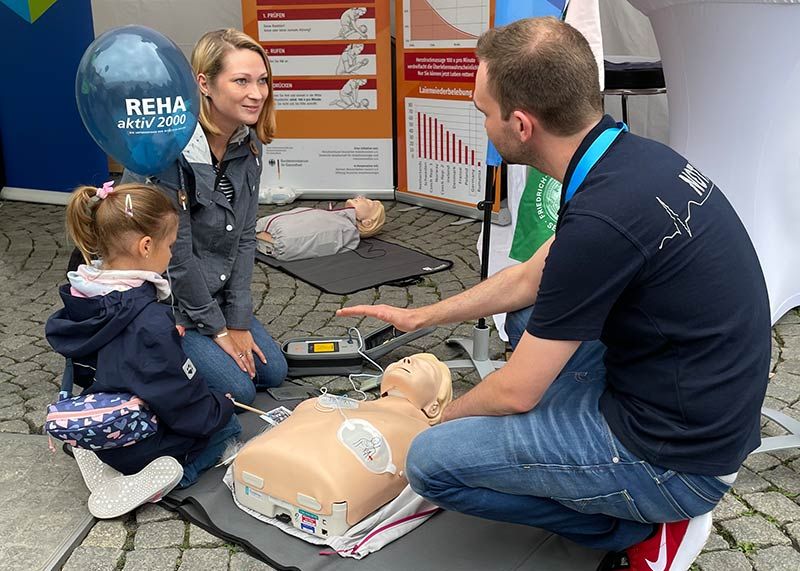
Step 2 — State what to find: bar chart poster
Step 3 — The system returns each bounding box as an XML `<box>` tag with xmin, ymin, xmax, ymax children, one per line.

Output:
<box><xmin>241</xmin><ymin>0</ymin><xmax>393</xmax><ymax>196</ymax></box>
<box><xmin>396</xmin><ymin>0</ymin><xmax>495</xmax><ymax>216</ymax></box>
<box><xmin>405</xmin><ymin>98</ymin><xmax>488</xmax><ymax>203</ymax></box>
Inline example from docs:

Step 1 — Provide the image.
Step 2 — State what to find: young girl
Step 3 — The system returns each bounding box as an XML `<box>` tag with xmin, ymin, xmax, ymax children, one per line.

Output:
<box><xmin>46</xmin><ymin>182</ymin><xmax>241</xmax><ymax>519</ymax></box>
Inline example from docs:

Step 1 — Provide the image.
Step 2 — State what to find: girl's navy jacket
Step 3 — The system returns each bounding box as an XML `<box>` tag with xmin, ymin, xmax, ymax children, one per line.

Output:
<box><xmin>46</xmin><ymin>282</ymin><xmax>234</xmax><ymax>474</ymax></box>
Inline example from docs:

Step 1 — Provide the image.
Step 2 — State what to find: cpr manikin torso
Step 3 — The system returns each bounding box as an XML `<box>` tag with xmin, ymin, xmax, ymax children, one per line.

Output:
<box><xmin>232</xmin><ymin>353</ymin><xmax>452</xmax><ymax>537</ymax></box>
<box><xmin>255</xmin><ymin>197</ymin><xmax>385</xmax><ymax>261</ymax></box>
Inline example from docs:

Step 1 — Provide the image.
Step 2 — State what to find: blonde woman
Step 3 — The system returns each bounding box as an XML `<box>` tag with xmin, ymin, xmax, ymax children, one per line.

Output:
<box><xmin>123</xmin><ymin>29</ymin><xmax>287</xmax><ymax>405</ymax></box>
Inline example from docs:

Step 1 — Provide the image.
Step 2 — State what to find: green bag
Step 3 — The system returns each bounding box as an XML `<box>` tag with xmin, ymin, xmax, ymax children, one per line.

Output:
<box><xmin>509</xmin><ymin>167</ymin><xmax>562</xmax><ymax>263</ymax></box>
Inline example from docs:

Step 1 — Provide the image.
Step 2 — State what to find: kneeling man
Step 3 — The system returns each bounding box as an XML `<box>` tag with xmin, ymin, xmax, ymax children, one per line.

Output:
<box><xmin>338</xmin><ymin>17</ymin><xmax>770</xmax><ymax>571</ymax></box>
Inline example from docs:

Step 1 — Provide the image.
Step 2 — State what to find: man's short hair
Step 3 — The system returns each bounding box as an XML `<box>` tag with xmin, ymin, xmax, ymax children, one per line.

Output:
<box><xmin>476</xmin><ymin>17</ymin><xmax>603</xmax><ymax>136</ymax></box>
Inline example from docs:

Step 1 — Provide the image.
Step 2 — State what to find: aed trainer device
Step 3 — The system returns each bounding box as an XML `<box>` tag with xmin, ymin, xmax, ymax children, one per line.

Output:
<box><xmin>282</xmin><ymin>324</ymin><xmax>435</xmax><ymax>377</ymax></box>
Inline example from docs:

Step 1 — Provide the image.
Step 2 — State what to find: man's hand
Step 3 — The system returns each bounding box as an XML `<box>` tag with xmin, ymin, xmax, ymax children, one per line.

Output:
<box><xmin>336</xmin><ymin>304</ymin><xmax>426</xmax><ymax>332</ymax></box>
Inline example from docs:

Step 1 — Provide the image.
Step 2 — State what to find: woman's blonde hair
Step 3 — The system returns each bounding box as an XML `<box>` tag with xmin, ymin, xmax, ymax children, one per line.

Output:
<box><xmin>66</xmin><ymin>183</ymin><xmax>178</xmax><ymax>264</ymax></box>
<box><xmin>356</xmin><ymin>201</ymin><xmax>386</xmax><ymax>238</ymax></box>
<box><xmin>192</xmin><ymin>29</ymin><xmax>276</xmax><ymax>144</ymax></box>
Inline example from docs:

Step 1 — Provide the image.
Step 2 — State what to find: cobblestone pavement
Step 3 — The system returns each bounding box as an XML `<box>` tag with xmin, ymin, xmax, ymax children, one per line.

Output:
<box><xmin>2</xmin><ymin>198</ymin><xmax>800</xmax><ymax>570</ymax></box>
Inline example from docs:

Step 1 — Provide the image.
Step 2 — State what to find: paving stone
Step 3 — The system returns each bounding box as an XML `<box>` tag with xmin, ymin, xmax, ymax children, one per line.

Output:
<box><xmin>122</xmin><ymin>547</ymin><xmax>181</xmax><ymax>571</ymax></box>
<box><xmin>761</xmin><ymin>465</ymin><xmax>800</xmax><ymax>495</ymax></box>
<box><xmin>731</xmin><ymin>468</ymin><xmax>771</xmax><ymax>495</ymax></box>
<box><xmin>751</xmin><ymin>545</ymin><xmax>800</xmax><ymax>571</ymax></box>
<box><xmin>230</xmin><ymin>551</ymin><xmax>279</xmax><ymax>571</ymax></box>
<box><xmin>135</xmin><ymin>502</ymin><xmax>181</xmax><ymax>524</ymax></box>
<box><xmin>742</xmin><ymin>453</ymin><xmax>782</xmax><ymax>473</ymax></box>
<box><xmin>0</xmin><ymin>419</ymin><xmax>30</xmax><ymax>433</ymax></box>
<box><xmin>61</xmin><ymin>546</ymin><xmax>123</xmax><ymax>571</ymax></box>
<box><xmin>179</xmin><ymin>547</ymin><xmax>230</xmax><ymax>570</ymax></box>
<box><xmin>776</xmin><ymin>323</ymin><xmax>800</xmax><ymax>337</ymax></box>
<box><xmin>188</xmin><ymin>523</ymin><xmax>226</xmax><ymax>547</ymax></box>
<box><xmin>0</xmin><ymin>405</ymin><xmax>25</xmax><ymax>421</ymax></box>
<box><xmin>82</xmin><ymin>519</ymin><xmax>129</xmax><ymax>549</ymax></box>
<box><xmin>777</xmin><ymin>311</ymin><xmax>800</xmax><ymax>325</ymax></box>
<box><xmin>0</xmin><ymin>381</ymin><xmax>22</xmax><ymax>395</ymax></box>
<box><xmin>696</xmin><ymin>550</ymin><xmax>753</xmax><ymax>571</ymax></box>
<box><xmin>786</xmin><ymin>521</ymin><xmax>800</xmax><ymax>544</ymax></box>
<box><xmin>23</xmin><ymin>409</ymin><xmax>46</xmax><ymax>432</ymax></box>
<box><xmin>0</xmin><ymin>393</ymin><xmax>23</xmax><ymax>409</ymax></box>
<box><xmin>765</xmin><ymin>372</ymin><xmax>800</xmax><ymax>404</ymax></box>
<box><xmin>703</xmin><ymin>532</ymin><xmax>730</xmax><ymax>551</ymax></box>
<box><xmin>0</xmin><ymin>334</ymin><xmax>38</xmax><ymax>351</ymax></box>
<box><xmin>766</xmin><ymin>446</ymin><xmax>800</xmax><ymax>462</ymax></box>
<box><xmin>134</xmin><ymin>520</ymin><xmax>186</xmax><ymax>549</ymax></box>
<box><xmin>742</xmin><ymin>492</ymin><xmax>800</xmax><ymax>524</ymax></box>
<box><xmin>719</xmin><ymin>515</ymin><xmax>791</xmax><ymax>547</ymax></box>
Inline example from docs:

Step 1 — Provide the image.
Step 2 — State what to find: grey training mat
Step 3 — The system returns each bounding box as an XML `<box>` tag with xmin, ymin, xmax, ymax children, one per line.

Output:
<box><xmin>162</xmin><ymin>393</ymin><xmax>606</xmax><ymax>570</ymax></box>
<box><xmin>255</xmin><ymin>238</ymin><xmax>453</xmax><ymax>295</ymax></box>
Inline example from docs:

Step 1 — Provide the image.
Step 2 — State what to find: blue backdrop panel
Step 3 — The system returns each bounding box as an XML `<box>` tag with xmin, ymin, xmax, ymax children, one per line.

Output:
<box><xmin>0</xmin><ymin>0</ymin><xmax>107</xmax><ymax>193</ymax></box>
<box><xmin>485</xmin><ymin>0</ymin><xmax>569</xmax><ymax>167</ymax></box>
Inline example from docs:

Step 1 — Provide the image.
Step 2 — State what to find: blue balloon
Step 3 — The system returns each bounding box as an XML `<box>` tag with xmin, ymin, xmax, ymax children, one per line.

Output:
<box><xmin>75</xmin><ymin>26</ymin><xmax>200</xmax><ymax>176</ymax></box>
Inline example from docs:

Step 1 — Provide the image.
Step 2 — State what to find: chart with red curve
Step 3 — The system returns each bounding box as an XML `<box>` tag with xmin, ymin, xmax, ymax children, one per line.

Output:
<box><xmin>403</xmin><ymin>0</ymin><xmax>490</xmax><ymax>49</ymax></box>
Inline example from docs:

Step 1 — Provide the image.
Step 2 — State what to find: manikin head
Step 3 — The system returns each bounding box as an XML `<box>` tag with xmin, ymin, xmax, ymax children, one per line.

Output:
<box><xmin>380</xmin><ymin>353</ymin><xmax>453</xmax><ymax>425</ymax></box>
<box><xmin>346</xmin><ymin>196</ymin><xmax>385</xmax><ymax>237</ymax></box>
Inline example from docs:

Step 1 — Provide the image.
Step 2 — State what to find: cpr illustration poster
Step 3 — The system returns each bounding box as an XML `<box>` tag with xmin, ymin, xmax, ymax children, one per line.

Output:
<box><xmin>242</xmin><ymin>1</ymin><xmax>393</xmax><ymax>197</ymax></box>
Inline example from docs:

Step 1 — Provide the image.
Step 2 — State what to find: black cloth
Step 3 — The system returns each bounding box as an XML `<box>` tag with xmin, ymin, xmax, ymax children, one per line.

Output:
<box><xmin>527</xmin><ymin>115</ymin><xmax>771</xmax><ymax>475</ymax></box>
<box><xmin>45</xmin><ymin>283</ymin><xmax>234</xmax><ymax>474</ymax></box>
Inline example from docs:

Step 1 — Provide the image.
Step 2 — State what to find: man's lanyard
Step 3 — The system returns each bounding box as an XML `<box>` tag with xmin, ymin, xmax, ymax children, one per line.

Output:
<box><xmin>563</xmin><ymin>122</ymin><xmax>628</xmax><ymax>204</ymax></box>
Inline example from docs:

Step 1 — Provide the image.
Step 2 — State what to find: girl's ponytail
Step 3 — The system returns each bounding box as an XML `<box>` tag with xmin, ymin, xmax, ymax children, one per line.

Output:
<box><xmin>65</xmin><ymin>185</ymin><xmax>102</xmax><ymax>265</ymax></box>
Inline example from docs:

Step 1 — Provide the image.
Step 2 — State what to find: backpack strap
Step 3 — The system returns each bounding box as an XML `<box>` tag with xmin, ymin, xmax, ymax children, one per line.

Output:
<box><xmin>58</xmin><ymin>359</ymin><xmax>75</xmax><ymax>401</ymax></box>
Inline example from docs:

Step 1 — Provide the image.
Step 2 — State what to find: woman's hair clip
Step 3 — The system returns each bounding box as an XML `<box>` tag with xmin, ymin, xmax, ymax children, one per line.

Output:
<box><xmin>124</xmin><ymin>193</ymin><xmax>134</xmax><ymax>218</ymax></box>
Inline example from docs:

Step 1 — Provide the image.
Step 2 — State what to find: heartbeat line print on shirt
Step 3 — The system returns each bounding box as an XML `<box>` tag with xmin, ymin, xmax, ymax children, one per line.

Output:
<box><xmin>657</xmin><ymin>162</ymin><xmax>715</xmax><ymax>250</ymax></box>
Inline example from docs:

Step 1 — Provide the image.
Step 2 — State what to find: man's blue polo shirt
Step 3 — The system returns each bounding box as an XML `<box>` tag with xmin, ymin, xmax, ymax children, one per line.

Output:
<box><xmin>527</xmin><ymin>115</ymin><xmax>771</xmax><ymax>475</ymax></box>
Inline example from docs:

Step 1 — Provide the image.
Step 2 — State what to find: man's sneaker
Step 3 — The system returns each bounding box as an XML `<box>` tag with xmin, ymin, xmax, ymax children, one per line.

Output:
<box><xmin>73</xmin><ymin>447</ymin><xmax>122</xmax><ymax>493</ymax></box>
<box><xmin>599</xmin><ymin>512</ymin><xmax>712</xmax><ymax>571</ymax></box>
<box><xmin>88</xmin><ymin>456</ymin><xmax>183</xmax><ymax>519</ymax></box>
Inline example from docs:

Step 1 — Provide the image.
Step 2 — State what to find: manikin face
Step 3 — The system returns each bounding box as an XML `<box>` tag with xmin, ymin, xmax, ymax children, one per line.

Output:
<box><xmin>381</xmin><ymin>354</ymin><xmax>451</xmax><ymax>423</ymax></box>
<box><xmin>345</xmin><ymin>196</ymin><xmax>380</xmax><ymax>222</ymax></box>
<box><xmin>473</xmin><ymin>62</ymin><xmax>533</xmax><ymax>167</ymax></box>
<box><xmin>199</xmin><ymin>48</ymin><xmax>270</xmax><ymax>133</ymax></box>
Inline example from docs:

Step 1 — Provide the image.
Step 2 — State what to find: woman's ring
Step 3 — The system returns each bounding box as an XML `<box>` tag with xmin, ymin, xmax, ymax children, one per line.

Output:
<box><xmin>237</xmin><ymin>353</ymin><xmax>245</xmax><ymax>359</ymax></box>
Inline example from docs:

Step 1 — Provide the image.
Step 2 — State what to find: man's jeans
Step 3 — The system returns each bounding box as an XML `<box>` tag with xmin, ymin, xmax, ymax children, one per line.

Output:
<box><xmin>405</xmin><ymin>332</ymin><xmax>732</xmax><ymax>552</ymax></box>
<box><xmin>182</xmin><ymin>316</ymin><xmax>288</xmax><ymax>405</ymax></box>
<box><xmin>177</xmin><ymin>414</ymin><xmax>242</xmax><ymax>489</ymax></box>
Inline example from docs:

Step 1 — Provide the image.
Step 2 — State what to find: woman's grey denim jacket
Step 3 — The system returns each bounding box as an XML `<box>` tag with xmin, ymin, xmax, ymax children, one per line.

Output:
<box><xmin>122</xmin><ymin>124</ymin><xmax>262</xmax><ymax>336</ymax></box>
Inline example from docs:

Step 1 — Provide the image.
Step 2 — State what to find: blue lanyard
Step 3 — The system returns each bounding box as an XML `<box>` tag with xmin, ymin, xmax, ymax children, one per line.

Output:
<box><xmin>563</xmin><ymin>122</ymin><xmax>628</xmax><ymax>204</ymax></box>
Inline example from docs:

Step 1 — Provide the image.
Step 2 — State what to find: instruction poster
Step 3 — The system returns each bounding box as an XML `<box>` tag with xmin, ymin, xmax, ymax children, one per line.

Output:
<box><xmin>396</xmin><ymin>0</ymin><xmax>493</xmax><ymax>215</ymax></box>
<box><xmin>242</xmin><ymin>1</ymin><xmax>393</xmax><ymax>196</ymax></box>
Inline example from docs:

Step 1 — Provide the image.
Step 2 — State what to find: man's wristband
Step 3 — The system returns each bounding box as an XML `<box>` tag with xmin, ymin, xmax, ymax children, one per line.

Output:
<box><xmin>215</xmin><ymin>330</ymin><xmax>229</xmax><ymax>339</ymax></box>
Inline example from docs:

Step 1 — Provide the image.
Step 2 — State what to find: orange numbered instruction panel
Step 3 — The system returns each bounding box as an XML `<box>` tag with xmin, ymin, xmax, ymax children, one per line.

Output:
<box><xmin>242</xmin><ymin>1</ymin><xmax>394</xmax><ymax>197</ymax></box>
<box><xmin>396</xmin><ymin>0</ymin><xmax>502</xmax><ymax>217</ymax></box>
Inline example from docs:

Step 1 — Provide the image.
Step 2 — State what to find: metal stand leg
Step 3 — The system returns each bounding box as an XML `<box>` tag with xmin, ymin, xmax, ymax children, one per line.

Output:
<box><xmin>752</xmin><ymin>407</ymin><xmax>800</xmax><ymax>454</ymax></box>
<box><xmin>443</xmin><ymin>164</ymin><xmax>506</xmax><ymax>380</ymax></box>
<box><xmin>444</xmin><ymin>324</ymin><xmax>506</xmax><ymax>379</ymax></box>
<box><xmin>621</xmin><ymin>93</ymin><xmax>629</xmax><ymax>125</ymax></box>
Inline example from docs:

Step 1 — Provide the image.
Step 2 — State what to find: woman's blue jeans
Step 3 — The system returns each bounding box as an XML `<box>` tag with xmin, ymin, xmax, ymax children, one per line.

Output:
<box><xmin>181</xmin><ymin>316</ymin><xmax>287</xmax><ymax>405</ymax></box>
<box><xmin>406</xmin><ymin>329</ymin><xmax>732</xmax><ymax>552</ymax></box>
